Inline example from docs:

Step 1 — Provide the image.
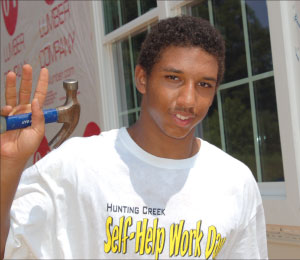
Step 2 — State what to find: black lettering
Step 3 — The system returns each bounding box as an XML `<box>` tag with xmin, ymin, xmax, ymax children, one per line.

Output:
<box><xmin>107</xmin><ymin>203</ymin><xmax>112</xmax><ymax>212</ymax></box>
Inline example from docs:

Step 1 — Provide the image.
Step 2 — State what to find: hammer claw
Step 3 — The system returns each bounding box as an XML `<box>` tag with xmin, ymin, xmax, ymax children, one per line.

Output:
<box><xmin>49</xmin><ymin>123</ymin><xmax>70</xmax><ymax>149</ymax></box>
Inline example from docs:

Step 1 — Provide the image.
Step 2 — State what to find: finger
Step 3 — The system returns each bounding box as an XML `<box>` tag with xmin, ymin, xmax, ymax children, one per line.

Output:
<box><xmin>19</xmin><ymin>64</ymin><xmax>33</xmax><ymax>105</ymax></box>
<box><xmin>5</xmin><ymin>71</ymin><xmax>17</xmax><ymax>107</ymax></box>
<box><xmin>33</xmin><ymin>68</ymin><xmax>48</xmax><ymax>107</ymax></box>
<box><xmin>8</xmin><ymin>104</ymin><xmax>32</xmax><ymax>116</ymax></box>
<box><xmin>31</xmin><ymin>98</ymin><xmax>45</xmax><ymax>136</ymax></box>
<box><xmin>1</xmin><ymin>106</ymin><xmax>13</xmax><ymax>116</ymax></box>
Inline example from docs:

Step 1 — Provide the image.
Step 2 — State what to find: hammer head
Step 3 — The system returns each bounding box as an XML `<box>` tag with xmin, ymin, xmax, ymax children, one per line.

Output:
<box><xmin>49</xmin><ymin>79</ymin><xmax>80</xmax><ymax>148</ymax></box>
<box><xmin>58</xmin><ymin>79</ymin><xmax>80</xmax><ymax>121</ymax></box>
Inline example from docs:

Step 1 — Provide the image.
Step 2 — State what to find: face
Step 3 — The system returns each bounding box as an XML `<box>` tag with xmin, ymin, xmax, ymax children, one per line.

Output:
<box><xmin>135</xmin><ymin>46</ymin><xmax>218</xmax><ymax>140</ymax></box>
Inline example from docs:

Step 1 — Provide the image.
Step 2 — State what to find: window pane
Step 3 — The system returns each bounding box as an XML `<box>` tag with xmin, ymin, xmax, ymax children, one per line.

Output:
<box><xmin>212</xmin><ymin>0</ymin><xmax>248</xmax><ymax>83</ymax></box>
<box><xmin>246</xmin><ymin>0</ymin><xmax>273</xmax><ymax>75</ymax></box>
<box><xmin>131</xmin><ymin>31</ymin><xmax>147</xmax><ymax>107</ymax></box>
<box><xmin>120</xmin><ymin>112</ymin><xmax>137</xmax><ymax>127</ymax></box>
<box><xmin>191</xmin><ymin>1</ymin><xmax>209</xmax><ymax>20</ymax></box>
<box><xmin>103</xmin><ymin>0</ymin><xmax>120</xmax><ymax>34</ymax></box>
<box><xmin>103</xmin><ymin>0</ymin><xmax>156</xmax><ymax>35</ymax></box>
<box><xmin>201</xmin><ymin>97</ymin><xmax>222</xmax><ymax>148</ymax></box>
<box><xmin>128</xmin><ymin>112</ymin><xmax>137</xmax><ymax>126</ymax></box>
<box><xmin>254</xmin><ymin>78</ymin><xmax>284</xmax><ymax>181</ymax></box>
<box><xmin>221</xmin><ymin>85</ymin><xmax>257</xmax><ymax>178</ymax></box>
<box><xmin>120</xmin><ymin>0</ymin><xmax>138</xmax><ymax>25</ymax></box>
<box><xmin>182</xmin><ymin>0</ymin><xmax>282</xmax><ymax>184</ymax></box>
<box><xmin>141</xmin><ymin>0</ymin><xmax>157</xmax><ymax>14</ymax></box>
<box><xmin>132</xmin><ymin>31</ymin><xmax>147</xmax><ymax>68</ymax></box>
<box><xmin>114</xmin><ymin>28</ymin><xmax>151</xmax><ymax>127</ymax></box>
<box><xmin>121</xmin><ymin>39</ymin><xmax>135</xmax><ymax>110</ymax></box>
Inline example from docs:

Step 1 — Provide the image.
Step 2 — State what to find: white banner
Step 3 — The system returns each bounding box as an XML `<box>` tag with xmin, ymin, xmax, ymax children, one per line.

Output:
<box><xmin>1</xmin><ymin>0</ymin><xmax>102</xmax><ymax>165</ymax></box>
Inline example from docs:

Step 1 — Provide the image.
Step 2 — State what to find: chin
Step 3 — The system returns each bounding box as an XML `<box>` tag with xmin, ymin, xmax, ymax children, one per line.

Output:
<box><xmin>161</xmin><ymin>126</ymin><xmax>195</xmax><ymax>140</ymax></box>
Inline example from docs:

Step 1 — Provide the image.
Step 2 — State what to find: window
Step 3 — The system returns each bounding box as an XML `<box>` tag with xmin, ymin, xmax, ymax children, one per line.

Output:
<box><xmin>113</xmin><ymin>29</ymin><xmax>149</xmax><ymax>126</ymax></box>
<box><xmin>184</xmin><ymin>0</ymin><xmax>284</xmax><ymax>183</ymax></box>
<box><xmin>94</xmin><ymin>0</ymin><xmax>300</xmax><ymax>228</ymax></box>
<box><xmin>103</xmin><ymin>0</ymin><xmax>156</xmax><ymax>34</ymax></box>
<box><xmin>101</xmin><ymin>0</ymin><xmax>157</xmax><ymax>127</ymax></box>
<box><xmin>101</xmin><ymin>0</ymin><xmax>284</xmax><ymax>183</ymax></box>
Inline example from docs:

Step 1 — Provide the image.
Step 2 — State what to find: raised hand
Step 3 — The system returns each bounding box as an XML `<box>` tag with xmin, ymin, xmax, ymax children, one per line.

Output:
<box><xmin>1</xmin><ymin>64</ymin><xmax>48</xmax><ymax>164</ymax></box>
<box><xmin>1</xmin><ymin>65</ymin><xmax>49</xmax><ymax>257</ymax></box>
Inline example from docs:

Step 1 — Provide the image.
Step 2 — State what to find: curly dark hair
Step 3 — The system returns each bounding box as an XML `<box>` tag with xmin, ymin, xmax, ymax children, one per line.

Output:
<box><xmin>138</xmin><ymin>16</ymin><xmax>225</xmax><ymax>86</ymax></box>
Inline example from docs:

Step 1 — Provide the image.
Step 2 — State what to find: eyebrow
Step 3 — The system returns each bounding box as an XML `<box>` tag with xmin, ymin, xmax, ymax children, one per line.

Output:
<box><xmin>203</xmin><ymin>77</ymin><xmax>217</xmax><ymax>83</ymax></box>
<box><xmin>162</xmin><ymin>67</ymin><xmax>217</xmax><ymax>83</ymax></box>
<box><xmin>162</xmin><ymin>67</ymin><xmax>183</xmax><ymax>74</ymax></box>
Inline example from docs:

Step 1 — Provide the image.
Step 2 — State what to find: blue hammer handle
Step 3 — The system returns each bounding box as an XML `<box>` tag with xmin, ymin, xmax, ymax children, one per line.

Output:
<box><xmin>0</xmin><ymin>108</ymin><xmax>58</xmax><ymax>134</ymax></box>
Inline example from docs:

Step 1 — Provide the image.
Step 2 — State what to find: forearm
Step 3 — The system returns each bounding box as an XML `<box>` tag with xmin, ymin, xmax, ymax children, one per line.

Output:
<box><xmin>0</xmin><ymin>158</ymin><xmax>27</xmax><ymax>258</ymax></box>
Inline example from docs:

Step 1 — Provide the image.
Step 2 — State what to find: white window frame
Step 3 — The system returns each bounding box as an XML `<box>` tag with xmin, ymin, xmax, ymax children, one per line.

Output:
<box><xmin>92</xmin><ymin>1</ymin><xmax>159</xmax><ymax>131</ymax></box>
<box><xmin>264</xmin><ymin>0</ymin><xmax>300</xmax><ymax>226</ymax></box>
<box><xmin>91</xmin><ymin>0</ymin><xmax>184</xmax><ymax>131</ymax></box>
<box><xmin>92</xmin><ymin>0</ymin><xmax>300</xmax><ymax>227</ymax></box>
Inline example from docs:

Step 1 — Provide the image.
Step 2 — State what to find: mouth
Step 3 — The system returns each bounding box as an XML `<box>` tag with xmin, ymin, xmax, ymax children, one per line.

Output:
<box><xmin>172</xmin><ymin>113</ymin><xmax>195</xmax><ymax>127</ymax></box>
<box><xmin>175</xmin><ymin>114</ymin><xmax>190</xmax><ymax>120</ymax></box>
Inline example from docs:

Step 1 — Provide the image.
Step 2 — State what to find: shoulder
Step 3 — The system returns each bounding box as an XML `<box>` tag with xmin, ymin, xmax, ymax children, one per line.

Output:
<box><xmin>34</xmin><ymin>128</ymin><xmax>120</xmax><ymax>173</ymax></box>
<box><xmin>199</xmin><ymin>140</ymin><xmax>264</xmax><ymax>226</ymax></box>
<box><xmin>53</xmin><ymin>128</ymin><xmax>119</xmax><ymax>151</ymax></box>
<box><xmin>198</xmin><ymin>139</ymin><xmax>261</xmax><ymax>203</ymax></box>
<box><xmin>199</xmin><ymin>139</ymin><xmax>253</xmax><ymax>176</ymax></box>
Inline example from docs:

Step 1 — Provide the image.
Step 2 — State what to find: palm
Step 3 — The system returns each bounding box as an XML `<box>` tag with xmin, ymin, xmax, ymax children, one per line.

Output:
<box><xmin>0</xmin><ymin>65</ymin><xmax>48</xmax><ymax>163</ymax></box>
<box><xmin>1</xmin><ymin>127</ymin><xmax>40</xmax><ymax>160</ymax></box>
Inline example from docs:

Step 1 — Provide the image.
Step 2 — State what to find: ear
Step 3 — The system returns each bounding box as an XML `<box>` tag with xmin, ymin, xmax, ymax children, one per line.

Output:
<box><xmin>135</xmin><ymin>65</ymin><xmax>147</xmax><ymax>95</ymax></box>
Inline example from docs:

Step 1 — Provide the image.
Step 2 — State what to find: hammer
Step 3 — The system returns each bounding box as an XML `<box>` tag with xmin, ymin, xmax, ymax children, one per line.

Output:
<box><xmin>0</xmin><ymin>79</ymin><xmax>80</xmax><ymax>149</ymax></box>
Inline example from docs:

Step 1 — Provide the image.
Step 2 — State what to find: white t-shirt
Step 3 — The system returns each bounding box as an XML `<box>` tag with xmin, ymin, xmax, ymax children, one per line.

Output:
<box><xmin>5</xmin><ymin>127</ymin><xmax>268</xmax><ymax>259</ymax></box>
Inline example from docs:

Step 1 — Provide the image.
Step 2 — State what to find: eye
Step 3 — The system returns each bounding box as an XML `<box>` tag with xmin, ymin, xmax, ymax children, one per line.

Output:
<box><xmin>165</xmin><ymin>75</ymin><xmax>179</xmax><ymax>81</ymax></box>
<box><xmin>197</xmin><ymin>82</ymin><xmax>213</xmax><ymax>88</ymax></box>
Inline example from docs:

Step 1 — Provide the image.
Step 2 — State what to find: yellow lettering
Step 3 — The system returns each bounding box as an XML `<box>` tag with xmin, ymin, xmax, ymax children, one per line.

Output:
<box><xmin>194</xmin><ymin>220</ymin><xmax>204</xmax><ymax>257</ymax></box>
<box><xmin>135</xmin><ymin>219</ymin><xmax>148</xmax><ymax>255</ymax></box>
<box><xmin>111</xmin><ymin>224</ymin><xmax>118</xmax><ymax>253</ymax></box>
<box><xmin>205</xmin><ymin>226</ymin><xmax>217</xmax><ymax>259</ymax></box>
<box><xmin>104</xmin><ymin>217</ymin><xmax>113</xmax><ymax>253</ymax></box>
<box><xmin>169</xmin><ymin>220</ymin><xmax>185</xmax><ymax>256</ymax></box>
<box><xmin>188</xmin><ymin>229</ymin><xmax>196</xmax><ymax>256</ymax></box>
<box><xmin>118</xmin><ymin>216</ymin><xmax>125</xmax><ymax>252</ymax></box>
<box><xmin>213</xmin><ymin>236</ymin><xmax>227</xmax><ymax>259</ymax></box>
<box><xmin>212</xmin><ymin>234</ymin><xmax>220</xmax><ymax>259</ymax></box>
<box><xmin>122</xmin><ymin>216</ymin><xmax>133</xmax><ymax>254</ymax></box>
<box><xmin>155</xmin><ymin>227</ymin><xmax>166</xmax><ymax>260</ymax></box>
<box><xmin>180</xmin><ymin>230</ymin><xmax>189</xmax><ymax>256</ymax></box>
<box><xmin>145</xmin><ymin>226</ymin><xmax>153</xmax><ymax>254</ymax></box>
<box><xmin>151</xmin><ymin>218</ymin><xmax>158</xmax><ymax>255</ymax></box>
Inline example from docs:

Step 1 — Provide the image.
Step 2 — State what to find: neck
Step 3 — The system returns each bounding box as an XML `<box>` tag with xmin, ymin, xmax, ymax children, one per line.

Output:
<box><xmin>127</xmin><ymin>114</ymin><xmax>200</xmax><ymax>160</ymax></box>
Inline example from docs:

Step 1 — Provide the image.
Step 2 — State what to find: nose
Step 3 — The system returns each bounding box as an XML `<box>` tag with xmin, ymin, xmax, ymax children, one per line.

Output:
<box><xmin>176</xmin><ymin>81</ymin><xmax>196</xmax><ymax>110</ymax></box>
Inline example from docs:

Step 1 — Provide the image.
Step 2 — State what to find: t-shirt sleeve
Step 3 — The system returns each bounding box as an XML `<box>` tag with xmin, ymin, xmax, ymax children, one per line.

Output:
<box><xmin>221</xmin><ymin>201</ymin><xmax>268</xmax><ymax>259</ymax></box>
<box><xmin>3</xmin><ymin>138</ymin><xmax>76</xmax><ymax>260</ymax></box>
<box><xmin>4</xmin><ymin>135</ymin><xmax>103</xmax><ymax>259</ymax></box>
<box><xmin>4</xmin><ymin>164</ymin><xmax>58</xmax><ymax>259</ymax></box>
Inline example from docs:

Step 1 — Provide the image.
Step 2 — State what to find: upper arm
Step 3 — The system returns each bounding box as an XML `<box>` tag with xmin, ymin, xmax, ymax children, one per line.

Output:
<box><xmin>221</xmin><ymin>204</ymin><xmax>268</xmax><ymax>259</ymax></box>
<box><xmin>4</xmin><ymin>166</ymin><xmax>56</xmax><ymax>259</ymax></box>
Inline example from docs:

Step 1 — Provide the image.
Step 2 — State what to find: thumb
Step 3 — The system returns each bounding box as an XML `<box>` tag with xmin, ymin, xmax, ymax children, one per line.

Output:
<box><xmin>31</xmin><ymin>98</ymin><xmax>45</xmax><ymax>136</ymax></box>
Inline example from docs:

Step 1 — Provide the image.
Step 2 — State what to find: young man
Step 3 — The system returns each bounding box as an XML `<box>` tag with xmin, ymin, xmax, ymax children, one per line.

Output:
<box><xmin>1</xmin><ymin>16</ymin><xmax>267</xmax><ymax>259</ymax></box>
